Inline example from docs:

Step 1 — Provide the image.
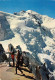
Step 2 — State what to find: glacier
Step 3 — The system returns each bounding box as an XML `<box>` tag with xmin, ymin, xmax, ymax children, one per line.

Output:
<box><xmin>0</xmin><ymin>10</ymin><xmax>55</xmax><ymax>80</ymax></box>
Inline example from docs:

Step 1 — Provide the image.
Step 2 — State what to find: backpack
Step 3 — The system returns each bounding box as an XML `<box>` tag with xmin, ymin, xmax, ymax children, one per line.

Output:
<box><xmin>16</xmin><ymin>50</ymin><xmax>23</xmax><ymax>66</ymax></box>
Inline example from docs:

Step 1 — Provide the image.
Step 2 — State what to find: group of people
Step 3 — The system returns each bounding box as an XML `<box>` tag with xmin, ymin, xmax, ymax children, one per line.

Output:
<box><xmin>8</xmin><ymin>43</ymin><xmax>23</xmax><ymax>74</ymax></box>
<box><xmin>0</xmin><ymin>43</ymin><xmax>49</xmax><ymax>80</ymax></box>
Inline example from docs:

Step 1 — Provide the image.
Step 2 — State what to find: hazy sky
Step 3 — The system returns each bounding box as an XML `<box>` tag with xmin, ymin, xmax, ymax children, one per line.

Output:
<box><xmin>0</xmin><ymin>0</ymin><xmax>55</xmax><ymax>18</ymax></box>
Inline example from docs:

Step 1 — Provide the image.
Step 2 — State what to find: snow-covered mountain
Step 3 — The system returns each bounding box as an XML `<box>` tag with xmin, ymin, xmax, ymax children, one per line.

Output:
<box><xmin>0</xmin><ymin>10</ymin><xmax>55</xmax><ymax>79</ymax></box>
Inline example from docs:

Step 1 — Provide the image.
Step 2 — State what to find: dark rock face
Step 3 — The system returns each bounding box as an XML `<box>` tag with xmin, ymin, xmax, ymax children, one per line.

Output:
<box><xmin>0</xmin><ymin>14</ymin><xmax>5</xmax><ymax>40</ymax></box>
<box><xmin>14</xmin><ymin>12</ymin><xmax>17</xmax><ymax>15</ymax></box>
<box><xmin>0</xmin><ymin>44</ymin><xmax>7</xmax><ymax>62</ymax></box>
<box><xmin>0</xmin><ymin>13</ymin><xmax>14</xmax><ymax>41</ymax></box>
<box><xmin>0</xmin><ymin>52</ymin><xmax>7</xmax><ymax>62</ymax></box>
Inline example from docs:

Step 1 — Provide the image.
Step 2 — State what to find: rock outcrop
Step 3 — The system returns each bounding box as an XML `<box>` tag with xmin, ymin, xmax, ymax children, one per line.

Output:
<box><xmin>0</xmin><ymin>44</ymin><xmax>7</xmax><ymax>62</ymax></box>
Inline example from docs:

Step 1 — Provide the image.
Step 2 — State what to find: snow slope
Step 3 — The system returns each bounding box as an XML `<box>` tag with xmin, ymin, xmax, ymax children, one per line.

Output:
<box><xmin>0</xmin><ymin>10</ymin><xmax>55</xmax><ymax>79</ymax></box>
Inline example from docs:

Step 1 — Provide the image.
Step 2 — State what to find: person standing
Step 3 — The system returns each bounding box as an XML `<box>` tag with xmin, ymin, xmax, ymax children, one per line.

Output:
<box><xmin>16</xmin><ymin>50</ymin><xmax>23</xmax><ymax>74</ymax></box>
<box><xmin>8</xmin><ymin>43</ymin><xmax>15</xmax><ymax>67</ymax></box>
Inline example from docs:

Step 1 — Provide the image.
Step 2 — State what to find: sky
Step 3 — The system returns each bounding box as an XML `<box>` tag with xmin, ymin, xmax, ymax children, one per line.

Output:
<box><xmin>0</xmin><ymin>0</ymin><xmax>55</xmax><ymax>18</ymax></box>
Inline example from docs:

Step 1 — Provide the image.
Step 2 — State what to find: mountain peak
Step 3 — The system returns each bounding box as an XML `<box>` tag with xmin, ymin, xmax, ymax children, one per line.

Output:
<box><xmin>0</xmin><ymin>10</ymin><xmax>55</xmax><ymax>79</ymax></box>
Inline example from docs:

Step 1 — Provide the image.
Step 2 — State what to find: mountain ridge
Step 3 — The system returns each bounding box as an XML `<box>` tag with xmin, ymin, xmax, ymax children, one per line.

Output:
<box><xmin>0</xmin><ymin>10</ymin><xmax>55</xmax><ymax>80</ymax></box>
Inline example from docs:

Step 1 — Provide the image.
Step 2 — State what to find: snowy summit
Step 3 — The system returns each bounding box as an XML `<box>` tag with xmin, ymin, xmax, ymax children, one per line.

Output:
<box><xmin>0</xmin><ymin>10</ymin><xmax>55</xmax><ymax>79</ymax></box>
